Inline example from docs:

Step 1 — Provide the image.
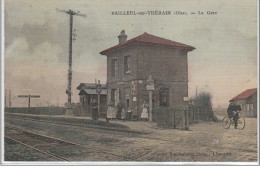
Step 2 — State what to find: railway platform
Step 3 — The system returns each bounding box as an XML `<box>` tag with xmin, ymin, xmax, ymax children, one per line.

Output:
<box><xmin>5</xmin><ymin>112</ymin><xmax>159</xmax><ymax>133</ymax></box>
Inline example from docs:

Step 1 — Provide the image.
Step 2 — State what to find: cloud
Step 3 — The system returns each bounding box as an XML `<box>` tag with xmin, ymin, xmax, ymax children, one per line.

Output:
<box><xmin>5</xmin><ymin>37</ymin><xmax>69</xmax><ymax>106</ymax></box>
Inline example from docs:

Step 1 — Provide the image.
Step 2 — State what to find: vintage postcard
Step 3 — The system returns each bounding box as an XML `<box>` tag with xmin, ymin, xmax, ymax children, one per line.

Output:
<box><xmin>1</xmin><ymin>0</ymin><xmax>259</xmax><ymax>165</ymax></box>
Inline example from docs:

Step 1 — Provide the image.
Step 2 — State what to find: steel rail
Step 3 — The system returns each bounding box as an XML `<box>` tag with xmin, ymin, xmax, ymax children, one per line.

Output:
<box><xmin>5</xmin><ymin>136</ymin><xmax>70</xmax><ymax>161</ymax></box>
<box><xmin>5</xmin><ymin>124</ymin><xmax>132</xmax><ymax>161</ymax></box>
<box><xmin>5</xmin><ymin>116</ymin><xmax>172</xmax><ymax>142</ymax></box>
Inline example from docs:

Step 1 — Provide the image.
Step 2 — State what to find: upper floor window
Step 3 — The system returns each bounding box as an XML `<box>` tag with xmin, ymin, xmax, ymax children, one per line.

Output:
<box><xmin>111</xmin><ymin>59</ymin><xmax>117</xmax><ymax>77</ymax></box>
<box><xmin>124</xmin><ymin>55</ymin><xmax>131</xmax><ymax>74</ymax></box>
<box><xmin>160</xmin><ymin>88</ymin><xmax>169</xmax><ymax>106</ymax></box>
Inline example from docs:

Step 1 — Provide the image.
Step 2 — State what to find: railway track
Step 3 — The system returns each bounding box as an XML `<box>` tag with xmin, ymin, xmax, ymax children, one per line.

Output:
<box><xmin>5</xmin><ymin>124</ymin><xmax>132</xmax><ymax>161</ymax></box>
<box><xmin>5</xmin><ymin>115</ymin><xmax>174</xmax><ymax>143</ymax></box>
<box><xmin>5</xmin><ymin>136</ymin><xmax>70</xmax><ymax>161</ymax></box>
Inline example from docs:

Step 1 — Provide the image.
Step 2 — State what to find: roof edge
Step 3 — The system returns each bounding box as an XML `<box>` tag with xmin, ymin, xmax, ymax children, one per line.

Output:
<box><xmin>100</xmin><ymin>32</ymin><xmax>195</xmax><ymax>55</ymax></box>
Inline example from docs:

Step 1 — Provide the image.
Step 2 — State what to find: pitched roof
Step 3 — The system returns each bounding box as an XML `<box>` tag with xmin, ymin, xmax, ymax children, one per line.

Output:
<box><xmin>100</xmin><ymin>32</ymin><xmax>195</xmax><ymax>55</ymax></box>
<box><xmin>231</xmin><ymin>88</ymin><xmax>257</xmax><ymax>100</ymax></box>
<box><xmin>76</xmin><ymin>83</ymin><xmax>107</xmax><ymax>90</ymax></box>
<box><xmin>79</xmin><ymin>89</ymin><xmax>107</xmax><ymax>95</ymax></box>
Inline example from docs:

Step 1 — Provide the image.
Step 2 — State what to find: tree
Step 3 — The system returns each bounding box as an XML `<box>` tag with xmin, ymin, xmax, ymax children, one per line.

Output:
<box><xmin>194</xmin><ymin>92</ymin><xmax>217</xmax><ymax>121</ymax></box>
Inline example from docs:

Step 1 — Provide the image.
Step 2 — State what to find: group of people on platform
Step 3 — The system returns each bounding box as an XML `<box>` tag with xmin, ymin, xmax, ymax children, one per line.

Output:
<box><xmin>105</xmin><ymin>100</ymin><xmax>150</xmax><ymax>122</ymax></box>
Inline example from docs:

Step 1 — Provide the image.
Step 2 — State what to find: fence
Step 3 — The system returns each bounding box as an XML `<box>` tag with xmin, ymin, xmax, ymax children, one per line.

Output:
<box><xmin>154</xmin><ymin>106</ymin><xmax>190</xmax><ymax>130</ymax></box>
<box><xmin>154</xmin><ymin>105</ymin><xmax>211</xmax><ymax>130</ymax></box>
<box><xmin>77</xmin><ymin>107</ymin><xmax>107</xmax><ymax>118</ymax></box>
<box><xmin>187</xmin><ymin>106</ymin><xmax>200</xmax><ymax>124</ymax></box>
<box><xmin>5</xmin><ymin>107</ymin><xmax>66</xmax><ymax>115</ymax></box>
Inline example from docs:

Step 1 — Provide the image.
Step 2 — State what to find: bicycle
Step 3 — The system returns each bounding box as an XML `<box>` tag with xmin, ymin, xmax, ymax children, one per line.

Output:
<box><xmin>222</xmin><ymin>111</ymin><xmax>245</xmax><ymax>130</ymax></box>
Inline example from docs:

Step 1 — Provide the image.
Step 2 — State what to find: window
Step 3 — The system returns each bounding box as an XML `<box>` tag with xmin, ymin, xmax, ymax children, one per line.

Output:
<box><xmin>125</xmin><ymin>88</ymin><xmax>131</xmax><ymax>107</ymax></box>
<box><xmin>111</xmin><ymin>59</ymin><xmax>117</xmax><ymax>77</ymax></box>
<box><xmin>159</xmin><ymin>88</ymin><xmax>169</xmax><ymax>106</ymax></box>
<box><xmin>111</xmin><ymin>89</ymin><xmax>116</xmax><ymax>105</ymax></box>
<box><xmin>246</xmin><ymin>103</ymin><xmax>254</xmax><ymax>116</ymax></box>
<box><xmin>88</xmin><ymin>96</ymin><xmax>91</xmax><ymax>106</ymax></box>
<box><xmin>118</xmin><ymin>89</ymin><xmax>121</xmax><ymax>101</ymax></box>
<box><xmin>124</xmin><ymin>55</ymin><xmax>131</xmax><ymax>74</ymax></box>
<box><xmin>126</xmin><ymin>99</ymin><xmax>130</xmax><ymax>107</ymax></box>
<box><xmin>82</xmin><ymin>96</ymin><xmax>85</xmax><ymax>106</ymax></box>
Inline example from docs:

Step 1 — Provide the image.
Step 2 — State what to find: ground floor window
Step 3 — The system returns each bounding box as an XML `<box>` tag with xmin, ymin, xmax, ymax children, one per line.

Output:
<box><xmin>88</xmin><ymin>96</ymin><xmax>91</xmax><ymax>106</ymax></box>
<box><xmin>159</xmin><ymin>88</ymin><xmax>169</xmax><ymax>106</ymax></box>
<box><xmin>82</xmin><ymin>96</ymin><xmax>85</xmax><ymax>106</ymax></box>
<box><xmin>125</xmin><ymin>88</ymin><xmax>131</xmax><ymax>107</ymax></box>
<box><xmin>111</xmin><ymin>89</ymin><xmax>116</xmax><ymax>105</ymax></box>
<box><xmin>126</xmin><ymin>99</ymin><xmax>130</xmax><ymax>107</ymax></box>
<box><xmin>246</xmin><ymin>103</ymin><xmax>254</xmax><ymax>116</ymax></box>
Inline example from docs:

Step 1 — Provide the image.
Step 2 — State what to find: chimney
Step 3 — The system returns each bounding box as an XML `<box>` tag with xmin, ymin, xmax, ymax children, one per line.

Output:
<box><xmin>118</xmin><ymin>30</ymin><xmax>127</xmax><ymax>44</ymax></box>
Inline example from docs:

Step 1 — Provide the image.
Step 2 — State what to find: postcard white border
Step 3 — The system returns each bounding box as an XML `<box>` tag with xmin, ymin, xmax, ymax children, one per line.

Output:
<box><xmin>0</xmin><ymin>0</ymin><xmax>259</xmax><ymax>166</ymax></box>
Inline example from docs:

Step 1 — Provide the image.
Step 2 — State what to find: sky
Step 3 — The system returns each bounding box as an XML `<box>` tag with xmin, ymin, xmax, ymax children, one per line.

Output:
<box><xmin>4</xmin><ymin>0</ymin><xmax>258</xmax><ymax>108</ymax></box>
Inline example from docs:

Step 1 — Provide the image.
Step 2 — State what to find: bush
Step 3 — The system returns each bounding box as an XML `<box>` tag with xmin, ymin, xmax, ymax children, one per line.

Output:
<box><xmin>194</xmin><ymin>92</ymin><xmax>214</xmax><ymax>121</ymax></box>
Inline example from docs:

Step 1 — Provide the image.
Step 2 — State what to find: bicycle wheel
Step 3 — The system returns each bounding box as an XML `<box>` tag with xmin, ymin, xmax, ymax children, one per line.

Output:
<box><xmin>237</xmin><ymin>117</ymin><xmax>245</xmax><ymax>130</ymax></box>
<box><xmin>222</xmin><ymin>116</ymin><xmax>231</xmax><ymax>129</ymax></box>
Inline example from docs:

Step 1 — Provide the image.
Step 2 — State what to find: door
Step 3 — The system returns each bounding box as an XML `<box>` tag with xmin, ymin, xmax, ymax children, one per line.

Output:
<box><xmin>125</xmin><ymin>88</ymin><xmax>131</xmax><ymax>108</ymax></box>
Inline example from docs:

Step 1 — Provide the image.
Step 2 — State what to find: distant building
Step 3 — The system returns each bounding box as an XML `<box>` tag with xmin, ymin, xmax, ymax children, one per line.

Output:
<box><xmin>76</xmin><ymin>83</ymin><xmax>107</xmax><ymax>117</ymax></box>
<box><xmin>231</xmin><ymin>88</ymin><xmax>257</xmax><ymax>117</ymax></box>
<box><xmin>100</xmin><ymin>30</ymin><xmax>195</xmax><ymax>119</ymax></box>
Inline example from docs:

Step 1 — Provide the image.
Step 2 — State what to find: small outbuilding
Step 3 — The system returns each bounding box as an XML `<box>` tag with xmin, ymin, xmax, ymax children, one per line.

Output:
<box><xmin>231</xmin><ymin>88</ymin><xmax>257</xmax><ymax>117</ymax></box>
<box><xmin>76</xmin><ymin>83</ymin><xmax>107</xmax><ymax>117</ymax></box>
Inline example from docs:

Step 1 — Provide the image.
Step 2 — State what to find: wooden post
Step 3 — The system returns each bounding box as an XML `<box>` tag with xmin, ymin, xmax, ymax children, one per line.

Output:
<box><xmin>146</xmin><ymin>75</ymin><xmax>154</xmax><ymax>122</ymax></box>
<box><xmin>9</xmin><ymin>90</ymin><xmax>11</xmax><ymax>108</ymax></box>
<box><xmin>149</xmin><ymin>91</ymin><xmax>152</xmax><ymax>122</ymax></box>
<box><xmin>185</xmin><ymin>108</ymin><xmax>189</xmax><ymax>130</ymax></box>
<box><xmin>182</xmin><ymin>108</ymin><xmax>185</xmax><ymax>130</ymax></box>
<box><xmin>28</xmin><ymin>94</ymin><xmax>31</xmax><ymax>109</ymax></box>
<box><xmin>173</xmin><ymin>110</ymin><xmax>176</xmax><ymax>129</ymax></box>
<box><xmin>96</xmin><ymin>80</ymin><xmax>101</xmax><ymax>116</ymax></box>
<box><xmin>18</xmin><ymin>95</ymin><xmax>40</xmax><ymax>113</ymax></box>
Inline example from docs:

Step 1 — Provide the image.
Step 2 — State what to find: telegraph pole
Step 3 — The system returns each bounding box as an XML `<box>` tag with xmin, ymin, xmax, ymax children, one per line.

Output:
<box><xmin>56</xmin><ymin>9</ymin><xmax>86</xmax><ymax>115</ymax></box>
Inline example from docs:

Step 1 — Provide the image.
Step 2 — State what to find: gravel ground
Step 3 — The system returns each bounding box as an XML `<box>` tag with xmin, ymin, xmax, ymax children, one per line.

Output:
<box><xmin>4</xmin><ymin>113</ymin><xmax>258</xmax><ymax>162</ymax></box>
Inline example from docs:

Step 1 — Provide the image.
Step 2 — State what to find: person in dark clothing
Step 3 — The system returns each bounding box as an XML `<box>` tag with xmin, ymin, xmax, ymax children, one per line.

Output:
<box><xmin>91</xmin><ymin>99</ymin><xmax>98</xmax><ymax>120</ymax></box>
<box><xmin>116</xmin><ymin>100</ymin><xmax>124</xmax><ymax>120</ymax></box>
<box><xmin>227</xmin><ymin>100</ymin><xmax>242</xmax><ymax>129</ymax></box>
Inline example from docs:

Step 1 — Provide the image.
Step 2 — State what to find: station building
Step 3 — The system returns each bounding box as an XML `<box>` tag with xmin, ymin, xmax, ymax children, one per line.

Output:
<box><xmin>100</xmin><ymin>30</ymin><xmax>195</xmax><ymax>118</ymax></box>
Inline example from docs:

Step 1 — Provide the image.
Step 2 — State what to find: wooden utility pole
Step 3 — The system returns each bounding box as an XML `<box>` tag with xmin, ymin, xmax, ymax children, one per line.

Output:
<box><xmin>18</xmin><ymin>95</ymin><xmax>40</xmax><ymax>112</ymax></box>
<box><xmin>56</xmin><ymin>9</ymin><xmax>86</xmax><ymax>109</ymax></box>
<box><xmin>9</xmin><ymin>90</ymin><xmax>12</xmax><ymax>107</ymax></box>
